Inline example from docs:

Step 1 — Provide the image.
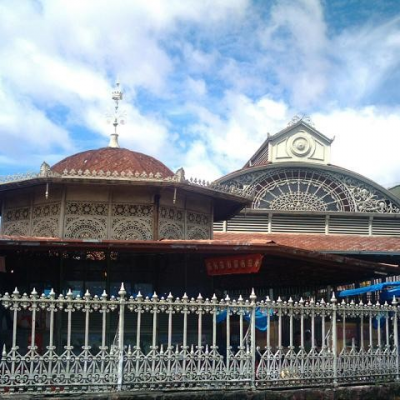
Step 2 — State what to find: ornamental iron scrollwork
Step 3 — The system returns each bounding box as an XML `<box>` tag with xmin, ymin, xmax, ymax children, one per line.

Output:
<box><xmin>31</xmin><ymin>202</ymin><xmax>61</xmax><ymax>237</ymax></box>
<box><xmin>31</xmin><ymin>218</ymin><xmax>59</xmax><ymax>237</ymax></box>
<box><xmin>64</xmin><ymin>216</ymin><xmax>108</xmax><ymax>239</ymax></box>
<box><xmin>0</xmin><ymin>289</ymin><xmax>398</xmax><ymax>393</ymax></box>
<box><xmin>159</xmin><ymin>223</ymin><xmax>184</xmax><ymax>239</ymax></box>
<box><xmin>2</xmin><ymin>203</ymin><xmax>61</xmax><ymax>237</ymax></box>
<box><xmin>187</xmin><ymin>211</ymin><xmax>210</xmax><ymax>239</ymax></box>
<box><xmin>111</xmin><ymin>203</ymin><xmax>154</xmax><ymax>240</ymax></box>
<box><xmin>2</xmin><ymin>206</ymin><xmax>31</xmax><ymax>236</ymax></box>
<box><xmin>159</xmin><ymin>206</ymin><xmax>185</xmax><ymax>239</ymax></box>
<box><xmin>0</xmin><ymin>169</ymin><xmax>252</xmax><ymax>201</ymax></box>
<box><xmin>3</xmin><ymin>207</ymin><xmax>30</xmax><ymax>222</ymax></box>
<box><xmin>222</xmin><ymin>167</ymin><xmax>400</xmax><ymax>213</ymax></box>
<box><xmin>2</xmin><ymin>221</ymin><xmax>28</xmax><ymax>236</ymax></box>
<box><xmin>111</xmin><ymin>219</ymin><xmax>153</xmax><ymax>240</ymax></box>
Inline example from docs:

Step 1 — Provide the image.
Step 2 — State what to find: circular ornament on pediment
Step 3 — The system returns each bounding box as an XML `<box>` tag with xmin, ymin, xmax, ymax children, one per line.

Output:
<box><xmin>288</xmin><ymin>131</ymin><xmax>314</xmax><ymax>157</ymax></box>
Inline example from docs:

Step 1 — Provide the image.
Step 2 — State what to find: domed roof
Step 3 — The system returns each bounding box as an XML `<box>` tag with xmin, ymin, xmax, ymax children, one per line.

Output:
<box><xmin>52</xmin><ymin>147</ymin><xmax>174</xmax><ymax>177</ymax></box>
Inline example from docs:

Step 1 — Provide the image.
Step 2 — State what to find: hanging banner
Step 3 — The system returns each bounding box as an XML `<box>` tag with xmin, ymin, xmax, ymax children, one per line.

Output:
<box><xmin>205</xmin><ymin>254</ymin><xmax>263</xmax><ymax>276</ymax></box>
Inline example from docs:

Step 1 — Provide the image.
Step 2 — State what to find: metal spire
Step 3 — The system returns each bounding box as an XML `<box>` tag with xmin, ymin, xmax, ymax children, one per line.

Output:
<box><xmin>108</xmin><ymin>80</ymin><xmax>125</xmax><ymax>148</ymax></box>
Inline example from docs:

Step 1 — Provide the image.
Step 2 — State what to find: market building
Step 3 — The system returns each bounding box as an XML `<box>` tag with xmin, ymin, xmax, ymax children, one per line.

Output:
<box><xmin>214</xmin><ymin>117</ymin><xmax>400</xmax><ymax>269</ymax></box>
<box><xmin>1</xmin><ymin>88</ymin><xmax>400</xmax><ymax>394</ymax></box>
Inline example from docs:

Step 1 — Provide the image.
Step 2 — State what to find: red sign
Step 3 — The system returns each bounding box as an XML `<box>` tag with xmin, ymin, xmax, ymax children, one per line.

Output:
<box><xmin>205</xmin><ymin>254</ymin><xmax>263</xmax><ymax>276</ymax></box>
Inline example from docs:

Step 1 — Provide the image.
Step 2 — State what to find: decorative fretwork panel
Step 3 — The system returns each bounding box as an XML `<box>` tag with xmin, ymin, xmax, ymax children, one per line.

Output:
<box><xmin>159</xmin><ymin>223</ymin><xmax>184</xmax><ymax>239</ymax></box>
<box><xmin>2</xmin><ymin>206</ymin><xmax>31</xmax><ymax>236</ymax></box>
<box><xmin>159</xmin><ymin>206</ymin><xmax>185</xmax><ymax>239</ymax></box>
<box><xmin>2</xmin><ymin>221</ymin><xmax>29</xmax><ymax>236</ymax></box>
<box><xmin>187</xmin><ymin>226</ymin><xmax>209</xmax><ymax>239</ymax></box>
<box><xmin>66</xmin><ymin>201</ymin><xmax>108</xmax><ymax>216</ymax></box>
<box><xmin>187</xmin><ymin>211</ymin><xmax>210</xmax><ymax>239</ymax></box>
<box><xmin>3</xmin><ymin>207</ymin><xmax>30</xmax><ymax>222</ymax></box>
<box><xmin>112</xmin><ymin>204</ymin><xmax>153</xmax><ymax>218</ymax></box>
<box><xmin>31</xmin><ymin>202</ymin><xmax>61</xmax><ymax>237</ymax></box>
<box><xmin>222</xmin><ymin>167</ymin><xmax>400</xmax><ymax>213</ymax></box>
<box><xmin>64</xmin><ymin>216</ymin><xmax>107</xmax><ymax>239</ymax></box>
<box><xmin>111</xmin><ymin>218</ymin><xmax>153</xmax><ymax>240</ymax></box>
<box><xmin>64</xmin><ymin>201</ymin><xmax>109</xmax><ymax>239</ymax></box>
<box><xmin>31</xmin><ymin>218</ymin><xmax>59</xmax><ymax>237</ymax></box>
<box><xmin>111</xmin><ymin>203</ymin><xmax>153</xmax><ymax>240</ymax></box>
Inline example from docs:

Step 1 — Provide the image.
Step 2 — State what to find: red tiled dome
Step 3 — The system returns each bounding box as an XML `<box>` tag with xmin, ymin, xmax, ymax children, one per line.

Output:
<box><xmin>52</xmin><ymin>147</ymin><xmax>174</xmax><ymax>177</ymax></box>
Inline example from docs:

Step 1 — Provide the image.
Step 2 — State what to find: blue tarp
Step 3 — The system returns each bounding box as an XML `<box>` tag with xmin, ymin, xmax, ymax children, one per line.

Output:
<box><xmin>338</xmin><ymin>281</ymin><xmax>400</xmax><ymax>297</ymax></box>
<box><xmin>338</xmin><ymin>282</ymin><xmax>399</xmax><ymax>330</ymax></box>
<box><xmin>216</xmin><ymin>308</ymin><xmax>272</xmax><ymax>331</ymax></box>
<box><xmin>381</xmin><ymin>287</ymin><xmax>400</xmax><ymax>301</ymax></box>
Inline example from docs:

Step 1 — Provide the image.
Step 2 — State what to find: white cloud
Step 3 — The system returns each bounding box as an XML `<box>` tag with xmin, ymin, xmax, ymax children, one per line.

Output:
<box><xmin>182</xmin><ymin>141</ymin><xmax>222</xmax><ymax>181</ymax></box>
<box><xmin>0</xmin><ymin>0</ymin><xmax>399</xmax><ymax>192</ymax></box>
<box><xmin>182</xmin><ymin>93</ymin><xmax>292</xmax><ymax>179</ymax></box>
<box><xmin>0</xmin><ymin>0</ymin><xmax>249</xmax><ymax>174</ymax></box>
<box><xmin>0</xmin><ymin>85</ymin><xmax>72</xmax><ymax>171</ymax></box>
<box><xmin>258</xmin><ymin>0</ymin><xmax>330</xmax><ymax>109</ymax></box>
<box><xmin>330</xmin><ymin>16</ymin><xmax>400</xmax><ymax>106</ymax></box>
<box><xmin>252</xmin><ymin>2</ymin><xmax>400</xmax><ymax>111</ymax></box>
<box><xmin>186</xmin><ymin>78</ymin><xmax>207</xmax><ymax>97</ymax></box>
<box><xmin>181</xmin><ymin>44</ymin><xmax>218</xmax><ymax>74</ymax></box>
<box><xmin>313</xmin><ymin>107</ymin><xmax>400</xmax><ymax>188</ymax></box>
<box><xmin>183</xmin><ymin>92</ymin><xmax>400</xmax><ymax>189</ymax></box>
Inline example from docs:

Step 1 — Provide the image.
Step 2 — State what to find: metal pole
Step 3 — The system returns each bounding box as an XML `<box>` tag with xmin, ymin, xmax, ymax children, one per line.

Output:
<box><xmin>135</xmin><ymin>292</ymin><xmax>143</xmax><ymax>381</ymax></box>
<box><xmin>28</xmin><ymin>289</ymin><xmax>38</xmax><ymax>385</ymax></box>
<box><xmin>331</xmin><ymin>293</ymin><xmax>338</xmax><ymax>386</ymax></box>
<box><xmin>225</xmin><ymin>294</ymin><xmax>231</xmax><ymax>377</ymax></box>
<box><xmin>250</xmin><ymin>289</ymin><xmax>257</xmax><ymax>389</ymax></box>
<box><xmin>151</xmin><ymin>292</ymin><xmax>159</xmax><ymax>383</ymax></box>
<box><xmin>47</xmin><ymin>289</ymin><xmax>56</xmax><ymax>386</ymax></box>
<box><xmin>117</xmin><ymin>283</ymin><xmax>126</xmax><ymax>391</ymax></box>
<box><xmin>100</xmin><ymin>290</ymin><xmax>108</xmax><ymax>385</ymax></box>
<box><xmin>182</xmin><ymin>293</ymin><xmax>189</xmax><ymax>382</ymax></box>
<box><xmin>392</xmin><ymin>296</ymin><xmax>399</xmax><ymax>381</ymax></box>
<box><xmin>83</xmin><ymin>290</ymin><xmax>91</xmax><ymax>382</ymax></box>
<box><xmin>10</xmin><ymin>288</ymin><xmax>20</xmax><ymax>388</ymax></box>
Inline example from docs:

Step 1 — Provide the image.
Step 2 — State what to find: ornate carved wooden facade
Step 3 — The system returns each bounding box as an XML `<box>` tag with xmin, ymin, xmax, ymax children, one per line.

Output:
<box><xmin>1</xmin><ymin>193</ymin><xmax>212</xmax><ymax>241</ymax></box>
<box><xmin>0</xmin><ymin>163</ymin><xmax>247</xmax><ymax>240</ymax></box>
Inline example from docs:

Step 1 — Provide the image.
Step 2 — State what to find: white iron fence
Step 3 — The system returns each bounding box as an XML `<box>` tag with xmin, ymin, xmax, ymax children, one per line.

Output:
<box><xmin>0</xmin><ymin>285</ymin><xmax>399</xmax><ymax>394</ymax></box>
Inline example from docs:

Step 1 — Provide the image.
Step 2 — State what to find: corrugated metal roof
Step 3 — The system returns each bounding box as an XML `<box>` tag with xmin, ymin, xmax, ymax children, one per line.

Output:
<box><xmin>214</xmin><ymin>232</ymin><xmax>400</xmax><ymax>252</ymax></box>
<box><xmin>0</xmin><ymin>234</ymin><xmax>396</xmax><ymax>277</ymax></box>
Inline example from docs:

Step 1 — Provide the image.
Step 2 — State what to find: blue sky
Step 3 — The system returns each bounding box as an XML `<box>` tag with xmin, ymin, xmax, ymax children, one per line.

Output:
<box><xmin>0</xmin><ymin>0</ymin><xmax>400</xmax><ymax>187</ymax></box>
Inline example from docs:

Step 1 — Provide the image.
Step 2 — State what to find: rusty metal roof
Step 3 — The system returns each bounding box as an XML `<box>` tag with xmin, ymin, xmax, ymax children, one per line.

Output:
<box><xmin>52</xmin><ymin>147</ymin><xmax>174</xmax><ymax>177</ymax></box>
<box><xmin>0</xmin><ymin>235</ymin><xmax>396</xmax><ymax>286</ymax></box>
<box><xmin>214</xmin><ymin>232</ymin><xmax>400</xmax><ymax>253</ymax></box>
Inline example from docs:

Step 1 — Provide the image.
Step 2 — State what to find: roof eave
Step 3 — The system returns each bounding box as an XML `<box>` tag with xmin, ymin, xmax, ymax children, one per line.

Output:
<box><xmin>0</xmin><ymin>176</ymin><xmax>252</xmax><ymax>220</ymax></box>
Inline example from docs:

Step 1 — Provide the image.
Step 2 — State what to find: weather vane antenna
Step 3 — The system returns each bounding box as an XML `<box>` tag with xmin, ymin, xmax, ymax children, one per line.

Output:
<box><xmin>108</xmin><ymin>80</ymin><xmax>126</xmax><ymax>148</ymax></box>
<box><xmin>288</xmin><ymin>114</ymin><xmax>315</xmax><ymax>127</ymax></box>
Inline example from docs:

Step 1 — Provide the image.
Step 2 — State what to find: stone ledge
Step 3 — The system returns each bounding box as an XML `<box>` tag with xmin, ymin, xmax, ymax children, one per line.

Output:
<box><xmin>2</xmin><ymin>384</ymin><xmax>400</xmax><ymax>400</ymax></box>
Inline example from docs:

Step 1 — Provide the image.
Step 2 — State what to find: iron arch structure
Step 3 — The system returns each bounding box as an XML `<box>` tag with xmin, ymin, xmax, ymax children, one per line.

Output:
<box><xmin>217</xmin><ymin>163</ymin><xmax>400</xmax><ymax>214</ymax></box>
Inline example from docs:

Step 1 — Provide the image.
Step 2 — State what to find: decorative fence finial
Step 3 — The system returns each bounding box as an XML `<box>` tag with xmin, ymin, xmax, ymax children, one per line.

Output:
<box><xmin>0</xmin><ymin>287</ymin><xmax>399</xmax><ymax>391</ymax></box>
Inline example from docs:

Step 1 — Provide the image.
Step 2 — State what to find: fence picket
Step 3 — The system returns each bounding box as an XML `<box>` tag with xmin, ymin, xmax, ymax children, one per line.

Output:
<box><xmin>0</xmin><ymin>286</ymin><xmax>398</xmax><ymax>393</ymax></box>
